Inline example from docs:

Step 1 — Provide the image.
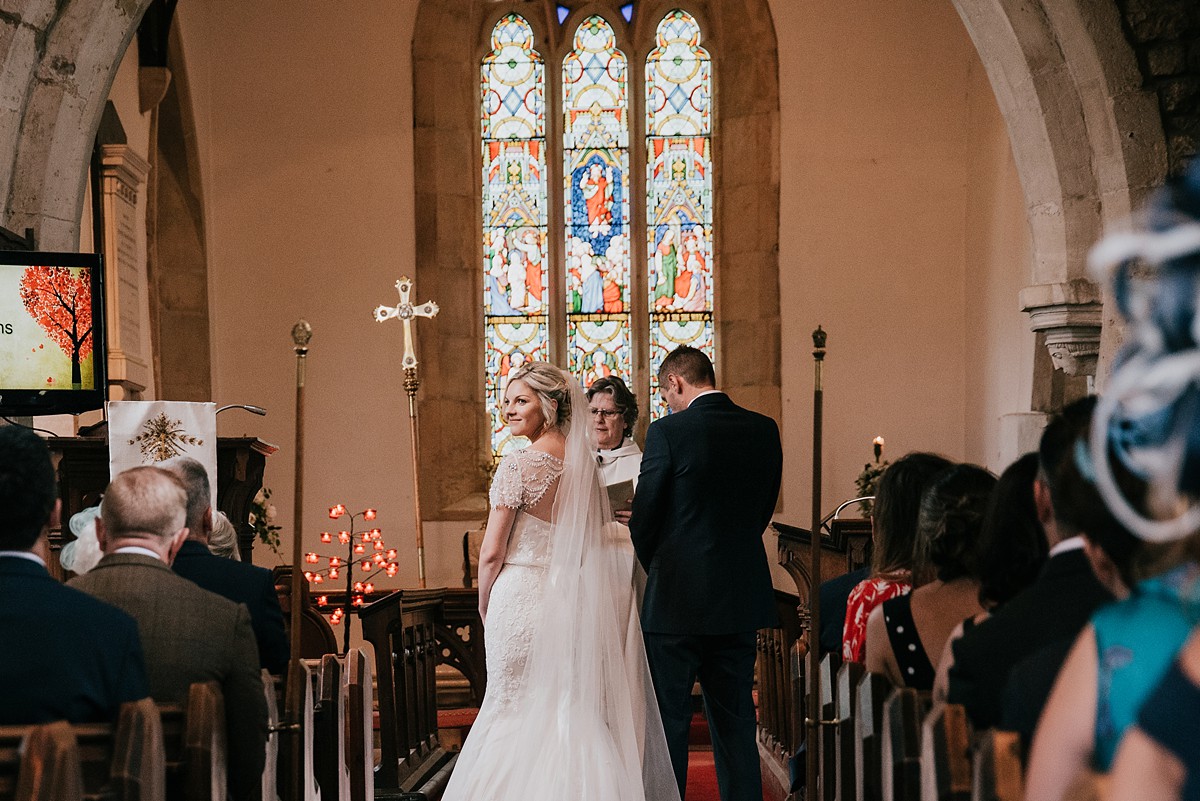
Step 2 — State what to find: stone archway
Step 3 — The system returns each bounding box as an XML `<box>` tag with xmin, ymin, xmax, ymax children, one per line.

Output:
<box><xmin>950</xmin><ymin>0</ymin><xmax>1168</xmax><ymax>394</ymax></box>
<box><xmin>0</xmin><ymin>0</ymin><xmax>154</xmax><ymax>250</ymax></box>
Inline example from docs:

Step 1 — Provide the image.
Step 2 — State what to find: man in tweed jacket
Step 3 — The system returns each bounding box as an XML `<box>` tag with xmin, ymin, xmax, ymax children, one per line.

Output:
<box><xmin>71</xmin><ymin>466</ymin><xmax>268</xmax><ymax>801</ymax></box>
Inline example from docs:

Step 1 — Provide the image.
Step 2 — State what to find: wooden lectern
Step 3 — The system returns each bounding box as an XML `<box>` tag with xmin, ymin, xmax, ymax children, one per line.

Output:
<box><xmin>46</xmin><ymin>436</ymin><xmax>277</xmax><ymax>576</ymax></box>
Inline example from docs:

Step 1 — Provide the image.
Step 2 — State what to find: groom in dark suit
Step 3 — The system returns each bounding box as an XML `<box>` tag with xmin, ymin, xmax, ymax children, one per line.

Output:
<box><xmin>630</xmin><ymin>346</ymin><xmax>783</xmax><ymax>801</ymax></box>
<box><xmin>0</xmin><ymin>425</ymin><xmax>149</xmax><ymax>725</ymax></box>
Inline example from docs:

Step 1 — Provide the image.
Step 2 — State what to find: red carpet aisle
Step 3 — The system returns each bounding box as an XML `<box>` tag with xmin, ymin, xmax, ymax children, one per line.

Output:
<box><xmin>435</xmin><ymin>708</ymin><xmax>770</xmax><ymax>800</ymax></box>
<box><xmin>685</xmin><ymin>712</ymin><xmax>772</xmax><ymax>801</ymax></box>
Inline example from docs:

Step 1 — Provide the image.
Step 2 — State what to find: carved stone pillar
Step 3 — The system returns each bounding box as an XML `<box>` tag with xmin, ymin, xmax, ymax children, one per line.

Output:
<box><xmin>99</xmin><ymin>144</ymin><xmax>152</xmax><ymax>399</ymax></box>
<box><xmin>1020</xmin><ymin>279</ymin><xmax>1103</xmax><ymax>379</ymax></box>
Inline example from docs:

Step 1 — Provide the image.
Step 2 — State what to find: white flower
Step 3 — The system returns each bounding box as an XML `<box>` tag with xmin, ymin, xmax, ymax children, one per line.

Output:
<box><xmin>265</xmin><ymin>504</ymin><xmax>277</xmax><ymax>522</ymax></box>
<box><xmin>248</xmin><ymin>511</ymin><xmax>258</xmax><ymax>526</ymax></box>
<box><xmin>253</xmin><ymin>488</ymin><xmax>266</xmax><ymax>505</ymax></box>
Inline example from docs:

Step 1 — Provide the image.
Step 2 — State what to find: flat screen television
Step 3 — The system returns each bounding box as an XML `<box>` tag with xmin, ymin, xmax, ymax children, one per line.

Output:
<box><xmin>0</xmin><ymin>251</ymin><xmax>106</xmax><ymax>416</ymax></box>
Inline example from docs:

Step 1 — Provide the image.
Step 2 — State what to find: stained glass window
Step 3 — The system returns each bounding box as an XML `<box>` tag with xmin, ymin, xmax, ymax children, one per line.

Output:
<box><xmin>646</xmin><ymin>9</ymin><xmax>713</xmax><ymax>419</ymax></box>
<box><xmin>563</xmin><ymin>16</ymin><xmax>632</xmax><ymax>388</ymax></box>
<box><xmin>482</xmin><ymin>7</ymin><xmax>717</xmax><ymax>456</ymax></box>
<box><xmin>482</xmin><ymin>14</ymin><xmax>550</xmax><ymax>457</ymax></box>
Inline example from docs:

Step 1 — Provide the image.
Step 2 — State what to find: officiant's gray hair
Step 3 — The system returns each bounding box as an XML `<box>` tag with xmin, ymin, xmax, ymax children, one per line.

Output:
<box><xmin>509</xmin><ymin>361</ymin><xmax>572</xmax><ymax>430</ymax></box>
<box><xmin>586</xmin><ymin>375</ymin><xmax>638</xmax><ymax>438</ymax></box>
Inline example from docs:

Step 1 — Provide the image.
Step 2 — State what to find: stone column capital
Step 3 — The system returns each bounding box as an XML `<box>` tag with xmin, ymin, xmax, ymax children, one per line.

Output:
<box><xmin>99</xmin><ymin>144</ymin><xmax>150</xmax><ymax>201</ymax></box>
<box><xmin>1020</xmin><ymin>280</ymin><xmax>1103</xmax><ymax>377</ymax></box>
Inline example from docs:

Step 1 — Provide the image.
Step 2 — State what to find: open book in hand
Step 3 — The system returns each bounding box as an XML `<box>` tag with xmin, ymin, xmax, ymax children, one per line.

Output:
<box><xmin>606</xmin><ymin>479</ymin><xmax>635</xmax><ymax>512</ymax></box>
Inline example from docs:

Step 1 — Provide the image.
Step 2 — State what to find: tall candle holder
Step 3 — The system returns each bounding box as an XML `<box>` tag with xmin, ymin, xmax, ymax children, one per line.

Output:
<box><xmin>302</xmin><ymin>504</ymin><xmax>400</xmax><ymax>655</ymax></box>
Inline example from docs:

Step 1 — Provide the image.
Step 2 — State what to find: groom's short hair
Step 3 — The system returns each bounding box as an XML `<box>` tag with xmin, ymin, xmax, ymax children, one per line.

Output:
<box><xmin>659</xmin><ymin>346</ymin><xmax>715</xmax><ymax>388</ymax></box>
<box><xmin>0</xmin><ymin>425</ymin><xmax>58</xmax><ymax>550</ymax></box>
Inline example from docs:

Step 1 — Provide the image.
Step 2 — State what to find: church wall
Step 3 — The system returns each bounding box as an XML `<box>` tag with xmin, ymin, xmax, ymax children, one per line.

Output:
<box><xmin>962</xmin><ymin>56</ymin><xmax>1036</xmax><ymax>469</ymax></box>
<box><xmin>106</xmin><ymin>44</ymin><xmax>156</xmax><ymax>402</ymax></box>
<box><xmin>173</xmin><ymin>1</ymin><xmax>425</xmax><ymax>583</ymax></box>
<box><xmin>52</xmin><ymin>41</ymin><xmax>156</xmax><ymax>435</ymax></box>
<box><xmin>769</xmin><ymin>0</ymin><xmax>1026</xmax><ymax>539</ymax></box>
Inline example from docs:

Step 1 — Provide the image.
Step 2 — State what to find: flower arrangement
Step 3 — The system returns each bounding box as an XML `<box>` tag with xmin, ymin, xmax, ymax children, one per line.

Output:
<box><xmin>249</xmin><ymin>487</ymin><xmax>283</xmax><ymax>558</ymax></box>
<box><xmin>854</xmin><ymin>437</ymin><xmax>888</xmax><ymax>516</ymax></box>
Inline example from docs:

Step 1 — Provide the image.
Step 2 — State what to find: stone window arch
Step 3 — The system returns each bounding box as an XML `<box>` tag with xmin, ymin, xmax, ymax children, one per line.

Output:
<box><xmin>414</xmin><ymin>0</ymin><xmax>780</xmax><ymax>517</ymax></box>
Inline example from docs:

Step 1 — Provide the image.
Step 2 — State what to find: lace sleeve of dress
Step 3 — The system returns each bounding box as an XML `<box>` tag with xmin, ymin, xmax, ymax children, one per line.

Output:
<box><xmin>516</xmin><ymin>450</ymin><xmax>563</xmax><ymax>509</ymax></box>
<box><xmin>489</xmin><ymin>454</ymin><xmax>525</xmax><ymax>510</ymax></box>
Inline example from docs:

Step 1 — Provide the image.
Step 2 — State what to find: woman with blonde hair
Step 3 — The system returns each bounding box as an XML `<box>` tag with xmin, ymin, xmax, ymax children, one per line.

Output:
<box><xmin>443</xmin><ymin>361</ymin><xmax>679</xmax><ymax>801</ymax></box>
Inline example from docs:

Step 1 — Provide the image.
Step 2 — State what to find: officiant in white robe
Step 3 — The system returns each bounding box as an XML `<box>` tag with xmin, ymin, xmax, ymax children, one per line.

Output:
<box><xmin>587</xmin><ymin>376</ymin><xmax>646</xmax><ymax>656</ymax></box>
<box><xmin>587</xmin><ymin>375</ymin><xmax>643</xmax><ymax>492</ymax></box>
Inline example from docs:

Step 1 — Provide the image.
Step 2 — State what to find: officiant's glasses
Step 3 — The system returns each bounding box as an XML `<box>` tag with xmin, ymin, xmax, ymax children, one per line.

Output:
<box><xmin>589</xmin><ymin>408</ymin><xmax>621</xmax><ymax>418</ymax></box>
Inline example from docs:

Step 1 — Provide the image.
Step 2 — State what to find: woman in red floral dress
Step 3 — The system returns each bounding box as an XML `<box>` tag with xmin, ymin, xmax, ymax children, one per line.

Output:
<box><xmin>842</xmin><ymin>452</ymin><xmax>953</xmax><ymax>662</ymax></box>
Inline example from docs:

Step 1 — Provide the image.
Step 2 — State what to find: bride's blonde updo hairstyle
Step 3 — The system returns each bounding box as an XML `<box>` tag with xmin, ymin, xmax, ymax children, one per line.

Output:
<box><xmin>509</xmin><ymin>361</ymin><xmax>572</xmax><ymax>431</ymax></box>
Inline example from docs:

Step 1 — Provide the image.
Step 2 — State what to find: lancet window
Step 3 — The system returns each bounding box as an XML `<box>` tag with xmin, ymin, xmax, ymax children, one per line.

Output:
<box><xmin>482</xmin><ymin>6</ymin><xmax>715</xmax><ymax>458</ymax></box>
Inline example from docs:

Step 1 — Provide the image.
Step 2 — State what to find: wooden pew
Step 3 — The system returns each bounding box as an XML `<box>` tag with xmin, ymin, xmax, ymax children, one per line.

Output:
<box><xmin>0</xmin><ymin>698</ymin><xmax>165</xmax><ymax>801</ymax></box>
<box><xmin>2</xmin><ymin>721</ymin><xmax>83</xmax><ymax>801</ymax></box>
<box><xmin>314</xmin><ymin>654</ymin><xmax>349</xmax><ymax>801</ymax></box>
<box><xmin>261</xmin><ymin>671</ymin><xmax>280</xmax><ymax>801</ymax></box>
<box><xmin>437</xmin><ymin>588</ymin><xmax>487</xmax><ymax>709</ymax></box>
<box><xmin>789</xmin><ymin>634</ymin><xmax>806</xmax><ymax>766</ymax></box>
<box><xmin>836</xmin><ymin>660</ymin><xmax>866</xmax><ymax>801</ymax></box>
<box><xmin>881</xmin><ymin>688</ymin><xmax>927</xmax><ymax>801</ymax></box>
<box><xmin>106</xmin><ymin>697</ymin><xmax>165</xmax><ymax>800</ymax></box>
<box><xmin>160</xmin><ymin>681</ymin><xmax>227</xmax><ymax>801</ymax></box>
<box><xmin>345</xmin><ymin>648</ymin><xmax>375</xmax><ymax>801</ymax></box>
<box><xmin>818</xmin><ymin>653</ymin><xmax>840</xmax><ymax>801</ymax></box>
<box><xmin>361</xmin><ymin>588</ymin><xmax>457</xmax><ymax>800</ymax></box>
<box><xmin>921</xmin><ymin>704</ymin><xmax>971</xmax><ymax>801</ymax></box>
<box><xmin>971</xmin><ymin>730</ymin><xmax>1023</xmax><ymax>801</ymax></box>
<box><xmin>855</xmin><ymin>671</ymin><xmax>893</xmax><ymax>801</ymax></box>
<box><xmin>278</xmin><ymin>658</ymin><xmax>321</xmax><ymax>801</ymax></box>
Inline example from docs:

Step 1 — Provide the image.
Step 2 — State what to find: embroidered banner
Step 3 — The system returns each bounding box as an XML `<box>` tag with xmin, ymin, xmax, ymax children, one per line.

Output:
<box><xmin>106</xmin><ymin>402</ymin><xmax>218</xmax><ymax>500</ymax></box>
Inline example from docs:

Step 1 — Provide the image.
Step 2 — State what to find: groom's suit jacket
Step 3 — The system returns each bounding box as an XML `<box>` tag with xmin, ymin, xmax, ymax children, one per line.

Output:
<box><xmin>630</xmin><ymin>392</ymin><xmax>782</xmax><ymax>635</ymax></box>
<box><xmin>0</xmin><ymin>555</ymin><xmax>148</xmax><ymax>724</ymax></box>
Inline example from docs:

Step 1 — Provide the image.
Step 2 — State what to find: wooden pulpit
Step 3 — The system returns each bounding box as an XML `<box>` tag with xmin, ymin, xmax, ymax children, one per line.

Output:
<box><xmin>46</xmin><ymin>436</ymin><xmax>277</xmax><ymax>576</ymax></box>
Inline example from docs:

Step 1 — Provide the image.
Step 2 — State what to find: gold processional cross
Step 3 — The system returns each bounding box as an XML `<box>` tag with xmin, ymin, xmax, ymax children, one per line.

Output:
<box><xmin>374</xmin><ymin>276</ymin><xmax>440</xmax><ymax>587</ymax></box>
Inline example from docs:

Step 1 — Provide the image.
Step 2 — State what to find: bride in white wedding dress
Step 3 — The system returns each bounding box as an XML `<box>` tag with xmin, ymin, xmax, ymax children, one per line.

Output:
<box><xmin>442</xmin><ymin>361</ymin><xmax>679</xmax><ymax>801</ymax></box>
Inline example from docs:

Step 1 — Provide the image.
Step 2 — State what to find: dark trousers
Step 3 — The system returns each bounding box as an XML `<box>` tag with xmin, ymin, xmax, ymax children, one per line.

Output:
<box><xmin>644</xmin><ymin>631</ymin><xmax>761</xmax><ymax>801</ymax></box>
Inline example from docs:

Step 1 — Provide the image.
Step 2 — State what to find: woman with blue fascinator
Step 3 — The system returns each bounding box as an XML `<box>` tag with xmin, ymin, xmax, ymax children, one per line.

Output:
<box><xmin>1026</xmin><ymin>161</ymin><xmax>1200</xmax><ymax>801</ymax></box>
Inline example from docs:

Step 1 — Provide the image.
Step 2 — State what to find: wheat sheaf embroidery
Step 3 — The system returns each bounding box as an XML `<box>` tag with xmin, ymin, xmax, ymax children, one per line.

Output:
<box><xmin>128</xmin><ymin>412</ymin><xmax>204</xmax><ymax>462</ymax></box>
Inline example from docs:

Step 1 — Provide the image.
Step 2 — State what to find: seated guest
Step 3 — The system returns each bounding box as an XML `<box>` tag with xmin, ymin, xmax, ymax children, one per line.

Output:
<box><xmin>162</xmin><ymin>456</ymin><xmax>289</xmax><ymax>674</ymax></box>
<box><xmin>208</xmin><ymin>511</ymin><xmax>241</xmax><ymax>560</ymax></box>
<box><xmin>842</xmin><ymin>452</ymin><xmax>952</xmax><ymax>662</ymax></box>
<box><xmin>1110</xmin><ymin>626</ymin><xmax>1200</xmax><ymax>801</ymax></box>
<box><xmin>866</xmin><ymin>464</ymin><xmax>995</xmax><ymax>689</ymax></box>
<box><xmin>971</xmin><ymin>452</ymin><xmax>1050</xmax><ymax>610</ymax></box>
<box><xmin>0</xmin><ymin>426</ymin><xmax>148</xmax><ymax>724</ymax></box>
<box><xmin>1024</xmin><ymin>428</ymin><xmax>1200</xmax><ymax>800</ymax></box>
<box><xmin>71</xmin><ymin>466</ymin><xmax>268</xmax><ymax>801</ymax></box>
<box><xmin>932</xmin><ymin>452</ymin><xmax>1047</xmax><ymax>700</ymax></box>
<box><xmin>947</xmin><ymin>398</ymin><xmax>1112</xmax><ymax>730</ymax></box>
<box><xmin>819</xmin><ymin>566</ymin><xmax>870</xmax><ymax>657</ymax></box>
<box><xmin>58</xmin><ymin>504</ymin><xmax>104</xmax><ymax>574</ymax></box>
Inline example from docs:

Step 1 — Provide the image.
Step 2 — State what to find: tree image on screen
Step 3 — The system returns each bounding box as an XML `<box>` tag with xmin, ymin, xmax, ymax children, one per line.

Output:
<box><xmin>19</xmin><ymin>266</ymin><xmax>93</xmax><ymax>389</ymax></box>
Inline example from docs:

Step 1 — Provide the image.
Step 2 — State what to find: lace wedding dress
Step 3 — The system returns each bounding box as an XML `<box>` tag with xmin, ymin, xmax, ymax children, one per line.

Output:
<box><xmin>443</xmin><ymin>381</ymin><xmax>679</xmax><ymax>801</ymax></box>
<box><xmin>481</xmin><ymin>448</ymin><xmax>563</xmax><ymax>714</ymax></box>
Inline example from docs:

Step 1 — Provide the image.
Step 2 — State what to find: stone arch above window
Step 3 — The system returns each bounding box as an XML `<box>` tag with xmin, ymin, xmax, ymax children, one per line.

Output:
<box><xmin>413</xmin><ymin>0</ymin><xmax>780</xmax><ymax>518</ymax></box>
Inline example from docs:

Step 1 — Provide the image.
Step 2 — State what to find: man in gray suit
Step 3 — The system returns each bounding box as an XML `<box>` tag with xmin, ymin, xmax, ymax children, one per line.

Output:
<box><xmin>71</xmin><ymin>466</ymin><xmax>268</xmax><ymax>801</ymax></box>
